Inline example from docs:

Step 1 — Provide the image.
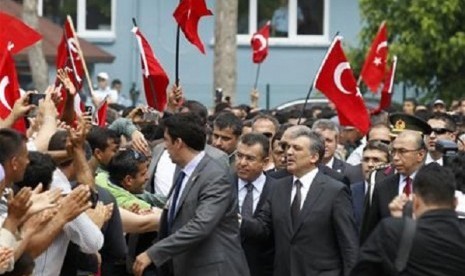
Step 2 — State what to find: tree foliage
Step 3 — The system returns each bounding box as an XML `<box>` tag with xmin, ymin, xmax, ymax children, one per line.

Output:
<box><xmin>350</xmin><ymin>0</ymin><xmax>465</xmax><ymax>103</ymax></box>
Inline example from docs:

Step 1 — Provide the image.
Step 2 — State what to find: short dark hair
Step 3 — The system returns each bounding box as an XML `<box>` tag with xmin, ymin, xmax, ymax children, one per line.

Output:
<box><xmin>428</xmin><ymin>112</ymin><xmax>457</xmax><ymax>132</ymax></box>
<box><xmin>86</xmin><ymin>126</ymin><xmax>120</xmax><ymax>153</ymax></box>
<box><xmin>111</xmin><ymin>79</ymin><xmax>122</xmax><ymax>87</ymax></box>
<box><xmin>214</xmin><ymin>112</ymin><xmax>243</xmax><ymax>137</ymax></box>
<box><xmin>413</xmin><ymin>163</ymin><xmax>456</xmax><ymax>207</ymax></box>
<box><xmin>404</xmin><ymin>98</ymin><xmax>418</xmax><ymax>106</ymax></box>
<box><xmin>252</xmin><ymin>114</ymin><xmax>279</xmax><ymax>132</ymax></box>
<box><xmin>162</xmin><ymin>112</ymin><xmax>206</xmax><ymax>151</ymax></box>
<box><xmin>182</xmin><ymin>100</ymin><xmax>208</xmax><ymax>126</ymax></box>
<box><xmin>108</xmin><ymin>150</ymin><xmax>148</xmax><ymax>186</ymax></box>
<box><xmin>239</xmin><ymin>133</ymin><xmax>270</xmax><ymax>159</ymax></box>
<box><xmin>363</xmin><ymin>140</ymin><xmax>391</xmax><ymax>162</ymax></box>
<box><xmin>14</xmin><ymin>152</ymin><xmax>56</xmax><ymax>191</ymax></box>
<box><xmin>0</xmin><ymin>129</ymin><xmax>26</xmax><ymax>165</ymax></box>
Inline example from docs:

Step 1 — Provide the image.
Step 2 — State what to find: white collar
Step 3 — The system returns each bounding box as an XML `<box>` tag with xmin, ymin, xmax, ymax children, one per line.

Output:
<box><xmin>182</xmin><ymin>151</ymin><xmax>206</xmax><ymax>178</ymax></box>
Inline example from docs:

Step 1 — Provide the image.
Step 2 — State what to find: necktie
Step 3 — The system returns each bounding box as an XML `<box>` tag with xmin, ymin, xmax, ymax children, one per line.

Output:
<box><xmin>168</xmin><ymin>171</ymin><xmax>186</xmax><ymax>232</ymax></box>
<box><xmin>241</xmin><ymin>183</ymin><xmax>254</xmax><ymax>219</ymax></box>
<box><xmin>403</xmin><ymin>177</ymin><xmax>412</xmax><ymax>197</ymax></box>
<box><xmin>291</xmin><ymin>180</ymin><xmax>302</xmax><ymax>229</ymax></box>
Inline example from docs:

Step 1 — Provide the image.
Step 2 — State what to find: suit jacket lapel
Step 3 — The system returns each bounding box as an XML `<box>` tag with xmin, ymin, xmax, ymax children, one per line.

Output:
<box><xmin>173</xmin><ymin>155</ymin><xmax>210</xmax><ymax>218</ymax></box>
<box><xmin>292</xmin><ymin>172</ymin><xmax>325</xmax><ymax>236</ymax></box>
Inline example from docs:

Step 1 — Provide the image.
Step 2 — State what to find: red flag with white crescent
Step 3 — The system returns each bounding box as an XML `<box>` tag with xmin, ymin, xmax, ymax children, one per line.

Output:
<box><xmin>0</xmin><ymin>11</ymin><xmax>42</xmax><ymax>54</ymax></box>
<box><xmin>0</xmin><ymin>48</ymin><xmax>26</xmax><ymax>133</ymax></box>
<box><xmin>360</xmin><ymin>21</ymin><xmax>388</xmax><ymax>93</ymax></box>
<box><xmin>56</xmin><ymin>17</ymin><xmax>85</xmax><ymax>116</ymax></box>
<box><xmin>314</xmin><ymin>36</ymin><xmax>370</xmax><ymax>134</ymax></box>
<box><xmin>132</xmin><ymin>26</ymin><xmax>169</xmax><ymax>112</ymax></box>
<box><xmin>251</xmin><ymin>21</ymin><xmax>270</xmax><ymax>64</ymax></box>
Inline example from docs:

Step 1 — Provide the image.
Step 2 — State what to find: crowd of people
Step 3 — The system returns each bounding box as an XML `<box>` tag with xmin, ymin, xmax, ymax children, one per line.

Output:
<box><xmin>1</xmin><ymin>72</ymin><xmax>465</xmax><ymax>276</ymax></box>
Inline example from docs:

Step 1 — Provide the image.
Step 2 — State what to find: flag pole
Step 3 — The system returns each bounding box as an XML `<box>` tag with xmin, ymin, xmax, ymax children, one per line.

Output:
<box><xmin>66</xmin><ymin>16</ymin><xmax>95</xmax><ymax>98</ymax></box>
<box><xmin>175</xmin><ymin>25</ymin><xmax>180</xmax><ymax>87</ymax></box>
<box><xmin>297</xmin><ymin>31</ymin><xmax>340</xmax><ymax>125</ymax></box>
<box><xmin>174</xmin><ymin>0</ymin><xmax>182</xmax><ymax>87</ymax></box>
<box><xmin>297</xmin><ymin>83</ymin><xmax>314</xmax><ymax>125</ymax></box>
<box><xmin>253</xmin><ymin>63</ymin><xmax>261</xmax><ymax>90</ymax></box>
<box><xmin>132</xmin><ymin>18</ymin><xmax>159</xmax><ymax>110</ymax></box>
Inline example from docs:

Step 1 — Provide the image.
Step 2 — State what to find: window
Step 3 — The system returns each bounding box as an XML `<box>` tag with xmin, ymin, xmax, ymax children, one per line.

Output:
<box><xmin>238</xmin><ymin>0</ymin><xmax>329</xmax><ymax>46</ymax></box>
<box><xmin>38</xmin><ymin>0</ymin><xmax>116</xmax><ymax>40</ymax></box>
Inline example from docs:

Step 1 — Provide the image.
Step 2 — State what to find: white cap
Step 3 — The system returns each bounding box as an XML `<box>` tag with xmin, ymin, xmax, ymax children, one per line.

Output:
<box><xmin>433</xmin><ymin>99</ymin><xmax>445</xmax><ymax>106</ymax></box>
<box><xmin>97</xmin><ymin>72</ymin><xmax>109</xmax><ymax>80</ymax></box>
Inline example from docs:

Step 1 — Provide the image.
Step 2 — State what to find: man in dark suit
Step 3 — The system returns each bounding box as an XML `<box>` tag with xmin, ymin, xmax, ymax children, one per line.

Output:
<box><xmin>133</xmin><ymin>112</ymin><xmax>249</xmax><ymax>276</ymax></box>
<box><xmin>234</xmin><ymin>133</ymin><xmax>276</xmax><ymax>276</ymax></box>
<box><xmin>352</xmin><ymin>163</ymin><xmax>465</xmax><ymax>276</ymax></box>
<box><xmin>361</xmin><ymin>129</ymin><xmax>427</xmax><ymax>244</ymax></box>
<box><xmin>312</xmin><ymin>119</ymin><xmax>363</xmax><ymax>185</ymax></box>
<box><xmin>351</xmin><ymin>141</ymin><xmax>390</xmax><ymax>232</ymax></box>
<box><xmin>242</xmin><ymin>125</ymin><xmax>358</xmax><ymax>276</ymax></box>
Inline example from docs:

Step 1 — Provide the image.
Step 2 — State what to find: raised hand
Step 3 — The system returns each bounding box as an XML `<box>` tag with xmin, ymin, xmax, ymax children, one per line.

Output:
<box><xmin>7</xmin><ymin>187</ymin><xmax>32</xmax><ymax>224</ymax></box>
<box><xmin>57</xmin><ymin>69</ymin><xmax>77</xmax><ymax>96</ymax></box>
<box><xmin>0</xmin><ymin>247</ymin><xmax>14</xmax><ymax>271</ymax></box>
<box><xmin>85</xmin><ymin>202</ymin><xmax>113</xmax><ymax>229</ymax></box>
<box><xmin>28</xmin><ymin>185</ymin><xmax>61</xmax><ymax>217</ymax></box>
<box><xmin>58</xmin><ymin>185</ymin><xmax>92</xmax><ymax>222</ymax></box>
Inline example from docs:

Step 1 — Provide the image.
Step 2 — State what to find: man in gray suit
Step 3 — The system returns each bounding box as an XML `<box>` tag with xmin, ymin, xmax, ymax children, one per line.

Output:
<box><xmin>133</xmin><ymin>112</ymin><xmax>249</xmax><ymax>276</ymax></box>
<box><xmin>242</xmin><ymin>126</ymin><xmax>358</xmax><ymax>276</ymax></box>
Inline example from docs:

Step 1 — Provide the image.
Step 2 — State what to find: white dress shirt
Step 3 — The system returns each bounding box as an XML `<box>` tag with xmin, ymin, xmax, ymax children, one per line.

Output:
<box><xmin>425</xmin><ymin>152</ymin><xmax>443</xmax><ymax>166</ymax></box>
<box><xmin>170</xmin><ymin>151</ymin><xmax>205</xmax><ymax>211</ymax></box>
<box><xmin>154</xmin><ymin>149</ymin><xmax>177</xmax><ymax>197</ymax></box>
<box><xmin>325</xmin><ymin>157</ymin><xmax>335</xmax><ymax>169</ymax></box>
<box><xmin>238</xmin><ymin>173</ymin><xmax>266</xmax><ymax>213</ymax></box>
<box><xmin>291</xmin><ymin>168</ymin><xmax>319</xmax><ymax>209</ymax></box>
<box><xmin>34</xmin><ymin>169</ymin><xmax>104</xmax><ymax>276</ymax></box>
<box><xmin>398</xmin><ymin>171</ymin><xmax>418</xmax><ymax>196</ymax></box>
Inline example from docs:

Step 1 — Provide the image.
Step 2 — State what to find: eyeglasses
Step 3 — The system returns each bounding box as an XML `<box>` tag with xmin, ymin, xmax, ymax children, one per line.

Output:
<box><xmin>389</xmin><ymin>148</ymin><xmax>421</xmax><ymax>156</ymax></box>
<box><xmin>431</xmin><ymin>128</ymin><xmax>451</xmax><ymax>135</ymax></box>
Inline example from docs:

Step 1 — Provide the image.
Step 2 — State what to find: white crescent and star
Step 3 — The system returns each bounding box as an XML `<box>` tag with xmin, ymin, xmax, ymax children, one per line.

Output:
<box><xmin>333</xmin><ymin>62</ymin><xmax>353</xmax><ymax>95</ymax></box>
<box><xmin>0</xmin><ymin>76</ymin><xmax>12</xmax><ymax>111</ymax></box>
<box><xmin>252</xmin><ymin>34</ymin><xmax>267</xmax><ymax>52</ymax></box>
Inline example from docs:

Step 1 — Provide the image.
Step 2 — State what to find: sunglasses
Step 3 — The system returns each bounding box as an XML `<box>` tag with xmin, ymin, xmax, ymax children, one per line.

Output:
<box><xmin>431</xmin><ymin>128</ymin><xmax>451</xmax><ymax>135</ymax></box>
<box><xmin>370</xmin><ymin>139</ymin><xmax>391</xmax><ymax>145</ymax></box>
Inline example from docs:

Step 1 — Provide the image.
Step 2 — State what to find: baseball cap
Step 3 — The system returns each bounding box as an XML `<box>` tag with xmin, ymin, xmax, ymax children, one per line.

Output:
<box><xmin>97</xmin><ymin>72</ymin><xmax>109</xmax><ymax>80</ymax></box>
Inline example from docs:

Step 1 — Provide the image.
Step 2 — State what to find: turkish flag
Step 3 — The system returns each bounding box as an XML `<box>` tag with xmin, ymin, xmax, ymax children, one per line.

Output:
<box><xmin>93</xmin><ymin>97</ymin><xmax>108</xmax><ymax>127</ymax></box>
<box><xmin>173</xmin><ymin>0</ymin><xmax>213</xmax><ymax>54</ymax></box>
<box><xmin>0</xmin><ymin>48</ymin><xmax>26</xmax><ymax>132</ymax></box>
<box><xmin>132</xmin><ymin>27</ymin><xmax>169</xmax><ymax>112</ymax></box>
<box><xmin>314</xmin><ymin>36</ymin><xmax>370</xmax><ymax>134</ymax></box>
<box><xmin>56</xmin><ymin>17</ymin><xmax>85</xmax><ymax>116</ymax></box>
<box><xmin>0</xmin><ymin>11</ymin><xmax>42</xmax><ymax>54</ymax></box>
<box><xmin>360</xmin><ymin>21</ymin><xmax>388</xmax><ymax>93</ymax></box>
<box><xmin>378</xmin><ymin>55</ymin><xmax>397</xmax><ymax>111</ymax></box>
<box><xmin>251</xmin><ymin>21</ymin><xmax>270</xmax><ymax>64</ymax></box>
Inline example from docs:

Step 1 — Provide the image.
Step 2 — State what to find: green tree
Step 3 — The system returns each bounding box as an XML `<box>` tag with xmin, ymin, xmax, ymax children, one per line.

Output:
<box><xmin>350</xmin><ymin>0</ymin><xmax>465</xmax><ymax>103</ymax></box>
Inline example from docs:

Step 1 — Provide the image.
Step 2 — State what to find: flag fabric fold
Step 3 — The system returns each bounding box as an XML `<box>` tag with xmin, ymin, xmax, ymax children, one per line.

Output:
<box><xmin>173</xmin><ymin>0</ymin><xmax>213</xmax><ymax>54</ymax></box>
<box><xmin>0</xmin><ymin>48</ymin><xmax>26</xmax><ymax>132</ymax></box>
<box><xmin>360</xmin><ymin>21</ymin><xmax>388</xmax><ymax>93</ymax></box>
<box><xmin>378</xmin><ymin>55</ymin><xmax>397</xmax><ymax>112</ymax></box>
<box><xmin>93</xmin><ymin>96</ymin><xmax>108</xmax><ymax>127</ymax></box>
<box><xmin>251</xmin><ymin>21</ymin><xmax>270</xmax><ymax>64</ymax></box>
<box><xmin>56</xmin><ymin>17</ymin><xmax>85</xmax><ymax>115</ymax></box>
<box><xmin>132</xmin><ymin>26</ymin><xmax>169</xmax><ymax>112</ymax></box>
<box><xmin>314</xmin><ymin>36</ymin><xmax>370</xmax><ymax>134</ymax></box>
<box><xmin>0</xmin><ymin>11</ymin><xmax>42</xmax><ymax>54</ymax></box>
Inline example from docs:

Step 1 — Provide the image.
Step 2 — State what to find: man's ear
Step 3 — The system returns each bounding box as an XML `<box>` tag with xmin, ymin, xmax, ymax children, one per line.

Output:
<box><xmin>122</xmin><ymin>175</ymin><xmax>133</xmax><ymax>189</ymax></box>
<box><xmin>95</xmin><ymin>148</ymin><xmax>103</xmax><ymax>160</ymax></box>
